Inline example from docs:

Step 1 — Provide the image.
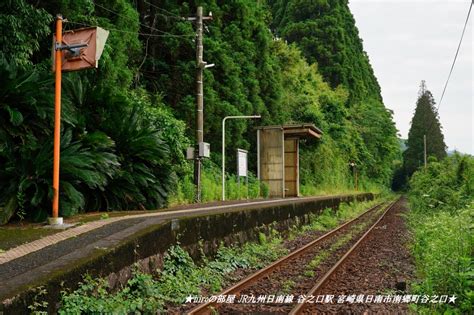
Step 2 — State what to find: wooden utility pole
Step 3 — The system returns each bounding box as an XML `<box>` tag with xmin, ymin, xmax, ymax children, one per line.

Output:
<box><xmin>188</xmin><ymin>7</ymin><xmax>212</xmax><ymax>203</ymax></box>
<box><xmin>424</xmin><ymin>134</ymin><xmax>427</xmax><ymax>169</ymax></box>
<box><xmin>194</xmin><ymin>6</ymin><xmax>204</xmax><ymax>203</ymax></box>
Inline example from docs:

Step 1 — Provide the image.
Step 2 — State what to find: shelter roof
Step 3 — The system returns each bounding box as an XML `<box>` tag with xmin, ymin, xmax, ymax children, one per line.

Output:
<box><xmin>256</xmin><ymin>124</ymin><xmax>322</xmax><ymax>139</ymax></box>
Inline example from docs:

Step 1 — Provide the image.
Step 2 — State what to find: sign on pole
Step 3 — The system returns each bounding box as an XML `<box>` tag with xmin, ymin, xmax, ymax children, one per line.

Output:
<box><xmin>237</xmin><ymin>149</ymin><xmax>248</xmax><ymax>199</ymax></box>
<box><xmin>237</xmin><ymin>149</ymin><xmax>248</xmax><ymax>177</ymax></box>
<box><xmin>49</xmin><ymin>16</ymin><xmax>108</xmax><ymax>225</ymax></box>
<box><xmin>53</xmin><ymin>26</ymin><xmax>109</xmax><ymax>72</ymax></box>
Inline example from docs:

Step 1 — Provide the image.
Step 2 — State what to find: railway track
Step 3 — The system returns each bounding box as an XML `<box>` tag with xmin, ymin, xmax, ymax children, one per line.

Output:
<box><xmin>187</xmin><ymin>197</ymin><xmax>400</xmax><ymax>314</ymax></box>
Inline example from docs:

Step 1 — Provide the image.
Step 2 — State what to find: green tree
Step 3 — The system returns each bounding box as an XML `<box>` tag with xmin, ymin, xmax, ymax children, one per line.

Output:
<box><xmin>0</xmin><ymin>0</ymin><xmax>403</xmax><ymax>223</ymax></box>
<box><xmin>0</xmin><ymin>0</ymin><xmax>52</xmax><ymax>66</ymax></box>
<box><xmin>269</xmin><ymin>0</ymin><xmax>400</xmax><ymax>185</ymax></box>
<box><xmin>403</xmin><ymin>81</ymin><xmax>447</xmax><ymax>175</ymax></box>
<box><xmin>269</xmin><ymin>0</ymin><xmax>382</xmax><ymax>104</ymax></box>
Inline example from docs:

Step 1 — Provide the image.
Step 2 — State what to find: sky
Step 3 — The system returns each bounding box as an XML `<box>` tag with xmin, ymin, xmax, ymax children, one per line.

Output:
<box><xmin>348</xmin><ymin>0</ymin><xmax>473</xmax><ymax>154</ymax></box>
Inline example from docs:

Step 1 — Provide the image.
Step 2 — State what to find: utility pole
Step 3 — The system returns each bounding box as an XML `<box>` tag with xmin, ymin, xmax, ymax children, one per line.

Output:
<box><xmin>195</xmin><ymin>6</ymin><xmax>204</xmax><ymax>203</ymax></box>
<box><xmin>424</xmin><ymin>134</ymin><xmax>427</xmax><ymax>169</ymax></box>
<box><xmin>188</xmin><ymin>7</ymin><xmax>213</xmax><ymax>203</ymax></box>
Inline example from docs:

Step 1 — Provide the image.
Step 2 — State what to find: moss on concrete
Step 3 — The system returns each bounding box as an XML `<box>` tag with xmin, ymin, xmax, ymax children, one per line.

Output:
<box><xmin>0</xmin><ymin>227</ymin><xmax>59</xmax><ymax>251</ymax></box>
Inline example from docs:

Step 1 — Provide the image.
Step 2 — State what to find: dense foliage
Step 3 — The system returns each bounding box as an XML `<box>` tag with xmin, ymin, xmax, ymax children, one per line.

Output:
<box><xmin>408</xmin><ymin>154</ymin><xmax>473</xmax><ymax>314</ymax></box>
<box><xmin>269</xmin><ymin>0</ymin><xmax>400</xmax><ymax>185</ymax></box>
<box><xmin>57</xmin><ymin>233</ymin><xmax>286</xmax><ymax>313</ymax></box>
<box><xmin>0</xmin><ymin>0</ymin><xmax>399</xmax><ymax>223</ymax></box>
<box><xmin>0</xmin><ymin>54</ymin><xmax>182</xmax><ymax>224</ymax></box>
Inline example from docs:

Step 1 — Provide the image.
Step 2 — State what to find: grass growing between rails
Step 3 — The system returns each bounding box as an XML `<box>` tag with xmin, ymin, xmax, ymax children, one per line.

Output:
<box><xmin>55</xmin><ymin>231</ymin><xmax>287</xmax><ymax>313</ymax></box>
<box><xmin>304</xmin><ymin>205</ymin><xmax>386</xmax><ymax>275</ymax></box>
<box><xmin>407</xmin><ymin>154</ymin><xmax>473</xmax><ymax>314</ymax></box>
<box><xmin>289</xmin><ymin>196</ymin><xmax>392</xmax><ymax>239</ymax></box>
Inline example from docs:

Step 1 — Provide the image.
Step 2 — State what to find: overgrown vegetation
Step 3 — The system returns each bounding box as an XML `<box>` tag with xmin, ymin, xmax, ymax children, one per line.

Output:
<box><xmin>269</xmin><ymin>0</ymin><xmax>400</xmax><ymax>186</ymax></box>
<box><xmin>59</xmin><ymin>232</ymin><xmax>287</xmax><ymax>313</ymax></box>
<box><xmin>408</xmin><ymin>154</ymin><xmax>473</xmax><ymax>314</ymax></box>
<box><xmin>0</xmin><ymin>0</ymin><xmax>399</xmax><ymax>224</ymax></box>
<box><xmin>54</xmin><ymin>198</ymin><xmax>384</xmax><ymax>312</ymax></box>
<box><xmin>168</xmin><ymin>161</ymin><xmax>266</xmax><ymax>205</ymax></box>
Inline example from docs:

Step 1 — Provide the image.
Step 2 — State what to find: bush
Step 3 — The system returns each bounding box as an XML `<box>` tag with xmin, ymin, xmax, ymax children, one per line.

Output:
<box><xmin>0</xmin><ymin>58</ymin><xmax>187</xmax><ymax>223</ymax></box>
<box><xmin>58</xmin><ymin>231</ymin><xmax>287</xmax><ymax>312</ymax></box>
<box><xmin>169</xmin><ymin>160</ymin><xmax>264</xmax><ymax>205</ymax></box>
<box><xmin>408</xmin><ymin>154</ymin><xmax>474</xmax><ymax>314</ymax></box>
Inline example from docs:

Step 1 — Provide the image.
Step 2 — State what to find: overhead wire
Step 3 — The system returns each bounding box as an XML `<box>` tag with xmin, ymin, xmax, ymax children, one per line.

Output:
<box><xmin>65</xmin><ymin>20</ymin><xmax>192</xmax><ymax>38</ymax></box>
<box><xmin>436</xmin><ymin>0</ymin><xmax>472</xmax><ymax>112</ymax></box>
<box><xmin>142</xmin><ymin>0</ymin><xmax>183</xmax><ymax>20</ymax></box>
<box><xmin>422</xmin><ymin>0</ymin><xmax>472</xmax><ymax>152</ymax></box>
<box><xmin>93</xmin><ymin>2</ymin><xmax>192</xmax><ymax>38</ymax></box>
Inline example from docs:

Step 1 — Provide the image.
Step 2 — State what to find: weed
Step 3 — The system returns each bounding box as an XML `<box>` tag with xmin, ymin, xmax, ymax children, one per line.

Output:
<box><xmin>55</xmin><ymin>228</ymin><xmax>288</xmax><ymax>312</ymax></box>
<box><xmin>303</xmin><ymin>270</ymin><xmax>315</xmax><ymax>277</ymax></box>
<box><xmin>308</xmin><ymin>251</ymin><xmax>329</xmax><ymax>269</ymax></box>
<box><xmin>280</xmin><ymin>280</ymin><xmax>296</xmax><ymax>294</ymax></box>
<box><xmin>53</xmin><ymin>198</ymin><xmax>387</xmax><ymax>312</ymax></box>
<box><xmin>27</xmin><ymin>286</ymin><xmax>48</xmax><ymax>315</ymax></box>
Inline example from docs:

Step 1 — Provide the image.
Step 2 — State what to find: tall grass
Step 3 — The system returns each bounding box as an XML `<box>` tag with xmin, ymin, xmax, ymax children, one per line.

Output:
<box><xmin>408</xmin><ymin>154</ymin><xmax>473</xmax><ymax>314</ymax></box>
<box><xmin>170</xmin><ymin>157</ymin><xmax>386</xmax><ymax>206</ymax></box>
<box><xmin>168</xmin><ymin>162</ymin><xmax>265</xmax><ymax>205</ymax></box>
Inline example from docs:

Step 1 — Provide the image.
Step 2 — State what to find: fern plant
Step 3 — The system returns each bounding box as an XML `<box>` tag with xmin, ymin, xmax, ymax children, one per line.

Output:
<box><xmin>0</xmin><ymin>56</ymin><xmax>120</xmax><ymax>222</ymax></box>
<box><xmin>0</xmin><ymin>55</ymin><xmax>179</xmax><ymax>224</ymax></box>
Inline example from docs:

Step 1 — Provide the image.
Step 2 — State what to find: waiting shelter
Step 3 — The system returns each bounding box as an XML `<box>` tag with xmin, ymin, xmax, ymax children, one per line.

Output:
<box><xmin>257</xmin><ymin>124</ymin><xmax>322</xmax><ymax>198</ymax></box>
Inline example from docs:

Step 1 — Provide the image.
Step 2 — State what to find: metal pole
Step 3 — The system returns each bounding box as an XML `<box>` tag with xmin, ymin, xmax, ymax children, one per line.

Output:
<box><xmin>222</xmin><ymin>117</ymin><xmax>226</xmax><ymax>201</ymax></box>
<box><xmin>355</xmin><ymin>167</ymin><xmax>358</xmax><ymax>191</ymax></box>
<box><xmin>246</xmin><ymin>174</ymin><xmax>249</xmax><ymax>200</ymax></box>
<box><xmin>424</xmin><ymin>134</ymin><xmax>427</xmax><ymax>169</ymax></box>
<box><xmin>52</xmin><ymin>14</ymin><xmax>63</xmax><ymax>223</ymax></box>
<box><xmin>193</xmin><ymin>6</ymin><xmax>204</xmax><ymax>203</ymax></box>
<box><xmin>222</xmin><ymin>115</ymin><xmax>261</xmax><ymax>201</ymax></box>
<box><xmin>257</xmin><ymin>129</ymin><xmax>260</xmax><ymax>197</ymax></box>
<box><xmin>237</xmin><ymin>150</ymin><xmax>240</xmax><ymax>200</ymax></box>
<box><xmin>281</xmin><ymin>129</ymin><xmax>285</xmax><ymax>198</ymax></box>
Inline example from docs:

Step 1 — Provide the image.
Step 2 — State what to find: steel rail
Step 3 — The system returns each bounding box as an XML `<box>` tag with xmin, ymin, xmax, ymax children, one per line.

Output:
<box><xmin>187</xmin><ymin>201</ymin><xmax>386</xmax><ymax>315</ymax></box>
<box><xmin>289</xmin><ymin>196</ymin><xmax>401</xmax><ymax>315</ymax></box>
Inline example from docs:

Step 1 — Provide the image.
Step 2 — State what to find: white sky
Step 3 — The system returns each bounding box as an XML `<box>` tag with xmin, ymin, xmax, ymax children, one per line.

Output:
<box><xmin>349</xmin><ymin>0</ymin><xmax>473</xmax><ymax>154</ymax></box>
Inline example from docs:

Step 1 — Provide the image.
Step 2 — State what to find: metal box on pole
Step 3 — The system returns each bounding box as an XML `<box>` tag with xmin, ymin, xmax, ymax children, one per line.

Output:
<box><xmin>198</xmin><ymin>142</ymin><xmax>210</xmax><ymax>158</ymax></box>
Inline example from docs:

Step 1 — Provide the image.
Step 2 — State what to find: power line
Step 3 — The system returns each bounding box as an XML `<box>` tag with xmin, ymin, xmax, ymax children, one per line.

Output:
<box><xmin>143</xmin><ymin>0</ymin><xmax>183</xmax><ymax>20</ymax></box>
<box><xmin>66</xmin><ymin>20</ymin><xmax>192</xmax><ymax>38</ymax></box>
<box><xmin>93</xmin><ymin>2</ymin><xmax>189</xmax><ymax>37</ymax></box>
<box><xmin>437</xmin><ymin>0</ymin><xmax>472</xmax><ymax>111</ymax></box>
<box><xmin>422</xmin><ymin>1</ymin><xmax>472</xmax><ymax>159</ymax></box>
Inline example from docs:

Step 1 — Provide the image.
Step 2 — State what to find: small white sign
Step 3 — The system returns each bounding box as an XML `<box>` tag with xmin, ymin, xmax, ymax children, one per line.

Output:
<box><xmin>237</xmin><ymin>149</ymin><xmax>248</xmax><ymax>177</ymax></box>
